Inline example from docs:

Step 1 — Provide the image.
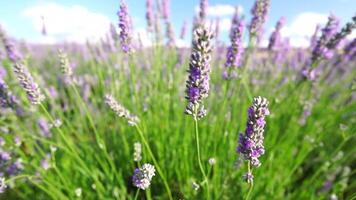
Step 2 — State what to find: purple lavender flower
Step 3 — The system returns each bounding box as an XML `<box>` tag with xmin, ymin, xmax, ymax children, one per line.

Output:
<box><xmin>224</xmin><ymin>18</ymin><xmax>244</xmax><ymax>79</ymax></box>
<box><xmin>38</xmin><ymin>118</ymin><xmax>51</xmax><ymax>137</ymax></box>
<box><xmin>110</xmin><ymin>23</ymin><xmax>119</xmax><ymax>43</ymax></box>
<box><xmin>311</xmin><ymin>14</ymin><xmax>339</xmax><ymax>64</ymax></box>
<box><xmin>268</xmin><ymin>17</ymin><xmax>285</xmax><ymax>51</ymax></box>
<box><xmin>185</xmin><ymin>27</ymin><xmax>213</xmax><ymax>119</ymax></box>
<box><xmin>199</xmin><ymin>0</ymin><xmax>208</xmax><ymax>24</ymax></box>
<box><xmin>41</xmin><ymin>16</ymin><xmax>47</xmax><ymax>36</ymax></box>
<box><xmin>310</xmin><ymin>25</ymin><xmax>321</xmax><ymax>50</ymax></box>
<box><xmin>13</xmin><ymin>62</ymin><xmax>45</xmax><ymax>104</ymax></box>
<box><xmin>165</xmin><ymin>21</ymin><xmax>176</xmax><ymax>47</ymax></box>
<box><xmin>162</xmin><ymin>0</ymin><xmax>170</xmax><ymax>20</ymax></box>
<box><xmin>326</xmin><ymin>15</ymin><xmax>356</xmax><ymax>50</ymax></box>
<box><xmin>343</xmin><ymin>38</ymin><xmax>356</xmax><ymax>62</ymax></box>
<box><xmin>0</xmin><ymin>26</ymin><xmax>22</xmax><ymax>63</ymax></box>
<box><xmin>180</xmin><ymin>20</ymin><xmax>187</xmax><ymax>39</ymax></box>
<box><xmin>146</xmin><ymin>0</ymin><xmax>154</xmax><ymax>30</ymax></box>
<box><xmin>230</xmin><ymin>6</ymin><xmax>241</xmax><ymax>40</ymax></box>
<box><xmin>237</xmin><ymin>96</ymin><xmax>270</xmax><ymax>174</ymax></box>
<box><xmin>117</xmin><ymin>0</ymin><xmax>133</xmax><ymax>53</ymax></box>
<box><xmin>6</xmin><ymin>159</ymin><xmax>23</xmax><ymax>175</ymax></box>
<box><xmin>249</xmin><ymin>0</ymin><xmax>270</xmax><ymax>39</ymax></box>
<box><xmin>132</xmin><ymin>163</ymin><xmax>156</xmax><ymax>190</ymax></box>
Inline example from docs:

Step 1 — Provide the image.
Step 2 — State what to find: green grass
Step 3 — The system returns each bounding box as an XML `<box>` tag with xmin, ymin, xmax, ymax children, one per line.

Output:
<box><xmin>0</xmin><ymin>43</ymin><xmax>355</xmax><ymax>200</ymax></box>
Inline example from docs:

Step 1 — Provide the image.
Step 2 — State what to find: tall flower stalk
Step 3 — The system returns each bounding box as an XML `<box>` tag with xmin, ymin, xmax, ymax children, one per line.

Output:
<box><xmin>105</xmin><ymin>94</ymin><xmax>172</xmax><ymax>199</ymax></box>
<box><xmin>185</xmin><ymin>26</ymin><xmax>213</xmax><ymax>198</ymax></box>
<box><xmin>237</xmin><ymin>96</ymin><xmax>270</xmax><ymax>199</ymax></box>
<box><xmin>117</xmin><ymin>0</ymin><xmax>133</xmax><ymax>54</ymax></box>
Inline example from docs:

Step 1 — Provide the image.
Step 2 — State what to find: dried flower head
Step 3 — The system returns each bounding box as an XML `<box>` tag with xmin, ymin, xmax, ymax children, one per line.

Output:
<box><xmin>133</xmin><ymin>142</ymin><xmax>142</xmax><ymax>162</ymax></box>
<box><xmin>105</xmin><ymin>94</ymin><xmax>139</xmax><ymax>125</ymax></box>
<box><xmin>132</xmin><ymin>163</ymin><xmax>156</xmax><ymax>190</ymax></box>
<box><xmin>13</xmin><ymin>62</ymin><xmax>45</xmax><ymax>105</ymax></box>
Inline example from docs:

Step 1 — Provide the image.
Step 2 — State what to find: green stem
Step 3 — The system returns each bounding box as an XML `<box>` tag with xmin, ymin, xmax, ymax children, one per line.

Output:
<box><xmin>194</xmin><ymin>116</ymin><xmax>210</xmax><ymax>199</ymax></box>
<box><xmin>245</xmin><ymin>162</ymin><xmax>254</xmax><ymax>200</ymax></box>
<box><xmin>134</xmin><ymin>189</ymin><xmax>140</xmax><ymax>200</ymax></box>
<box><xmin>135</xmin><ymin>125</ymin><xmax>173</xmax><ymax>200</ymax></box>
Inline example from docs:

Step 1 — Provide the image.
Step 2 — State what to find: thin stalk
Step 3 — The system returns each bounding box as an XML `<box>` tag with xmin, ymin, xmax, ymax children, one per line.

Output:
<box><xmin>193</xmin><ymin>113</ymin><xmax>210</xmax><ymax>199</ymax></box>
<box><xmin>134</xmin><ymin>125</ymin><xmax>173</xmax><ymax>200</ymax></box>
<box><xmin>245</xmin><ymin>162</ymin><xmax>254</xmax><ymax>200</ymax></box>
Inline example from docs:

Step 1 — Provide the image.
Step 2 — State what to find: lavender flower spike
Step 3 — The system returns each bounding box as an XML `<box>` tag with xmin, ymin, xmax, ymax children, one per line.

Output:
<box><xmin>117</xmin><ymin>0</ymin><xmax>133</xmax><ymax>53</ymax></box>
<box><xmin>326</xmin><ymin>14</ymin><xmax>356</xmax><ymax>50</ymax></box>
<box><xmin>268</xmin><ymin>17</ymin><xmax>285</xmax><ymax>51</ymax></box>
<box><xmin>58</xmin><ymin>49</ymin><xmax>74</xmax><ymax>84</ymax></box>
<box><xmin>0</xmin><ymin>25</ymin><xmax>22</xmax><ymax>63</ymax></box>
<box><xmin>199</xmin><ymin>0</ymin><xmax>208</xmax><ymax>24</ymax></box>
<box><xmin>13</xmin><ymin>62</ymin><xmax>45</xmax><ymax>105</ymax></box>
<box><xmin>132</xmin><ymin>163</ymin><xmax>156</xmax><ymax>190</ymax></box>
<box><xmin>311</xmin><ymin>14</ymin><xmax>339</xmax><ymax>64</ymax></box>
<box><xmin>249</xmin><ymin>0</ymin><xmax>270</xmax><ymax>38</ymax></box>
<box><xmin>224</xmin><ymin>18</ymin><xmax>244</xmax><ymax>79</ymax></box>
<box><xmin>145</xmin><ymin>0</ymin><xmax>154</xmax><ymax>31</ymax></box>
<box><xmin>105</xmin><ymin>94</ymin><xmax>139</xmax><ymax>126</ymax></box>
<box><xmin>185</xmin><ymin>27</ymin><xmax>213</xmax><ymax>119</ymax></box>
<box><xmin>237</xmin><ymin>96</ymin><xmax>270</xmax><ymax>182</ymax></box>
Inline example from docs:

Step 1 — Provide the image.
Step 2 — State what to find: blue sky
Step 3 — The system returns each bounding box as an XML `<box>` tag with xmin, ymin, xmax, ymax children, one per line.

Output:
<box><xmin>0</xmin><ymin>0</ymin><xmax>354</xmax><ymax>46</ymax></box>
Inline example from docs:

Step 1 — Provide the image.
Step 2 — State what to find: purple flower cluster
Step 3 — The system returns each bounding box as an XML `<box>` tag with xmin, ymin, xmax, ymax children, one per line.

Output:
<box><xmin>0</xmin><ymin>140</ymin><xmax>24</xmax><ymax>178</ymax></box>
<box><xmin>0</xmin><ymin>26</ymin><xmax>22</xmax><ymax>63</ymax></box>
<box><xmin>311</xmin><ymin>14</ymin><xmax>339</xmax><ymax>63</ymax></box>
<box><xmin>117</xmin><ymin>0</ymin><xmax>133</xmax><ymax>53</ymax></box>
<box><xmin>343</xmin><ymin>39</ymin><xmax>356</xmax><ymax>62</ymax></box>
<box><xmin>224</xmin><ymin>18</ymin><xmax>244</xmax><ymax>79</ymax></box>
<box><xmin>162</xmin><ymin>0</ymin><xmax>170</xmax><ymax>20</ymax></box>
<box><xmin>185</xmin><ymin>27</ymin><xmax>213</xmax><ymax>119</ymax></box>
<box><xmin>146</xmin><ymin>0</ymin><xmax>154</xmax><ymax>30</ymax></box>
<box><xmin>13</xmin><ymin>62</ymin><xmax>45</xmax><ymax>105</ymax></box>
<box><xmin>165</xmin><ymin>21</ymin><xmax>176</xmax><ymax>47</ymax></box>
<box><xmin>0</xmin><ymin>79</ymin><xmax>21</xmax><ymax>112</ymax></box>
<box><xmin>249</xmin><ymin>0</ymin><xmax>270</xmax><ymax>38</ymax></box>
<box><xmin>199</xmin><ymin>0</ymin><xmax>208</xmax><ymax>24</ymax></box>
<box><xmin>132</xmin><ymin>163</ymin><xmax>156</xmax><ymax>190</ymax></box>
<box><xmin>268</xmin><ymin>17</ymin><xmax>285</xmax><ymax>51</ymax></box>
<box><xmin>180</xmin><ymin>20</ymin><xmax>187</xmax><ymax>39</ymax></box>
<box><xmin>326</xmin><ymin>15</ymin><xmax>356</xmax><ymax>50</ymax></box>
<box><xmin>237</xmin><ymin>96</ymin><xmax>270</xmax><ymax>169</ymax></box>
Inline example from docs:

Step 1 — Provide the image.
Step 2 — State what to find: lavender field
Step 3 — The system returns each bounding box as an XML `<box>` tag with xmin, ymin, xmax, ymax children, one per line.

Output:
<box><xmin>0</xmin><ymin>0</ymin><xmax>355</xmax><ymax>199</ymax></box>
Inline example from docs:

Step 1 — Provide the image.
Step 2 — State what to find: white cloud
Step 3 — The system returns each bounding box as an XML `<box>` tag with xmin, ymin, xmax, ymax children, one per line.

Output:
<box><xmin>23</xmin><ymin>3</ymin><xmax>111</xmax><ymax>43</ymax></box>
<box><xmin>195</xmin><ymin>4</ymin><xmax>243</xmax><ymax>17</ymax></box>
<box><xmin>281</xmin><ymin>12</ymin><xmax>328</xmax><ymax>47</ymax></box>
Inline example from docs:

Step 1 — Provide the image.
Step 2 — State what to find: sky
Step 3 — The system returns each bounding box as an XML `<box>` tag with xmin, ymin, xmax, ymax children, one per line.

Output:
<box><xmin>0</xmin><ymin>0</ymin><xmax>355</xmax><ymax>47</ymax></box>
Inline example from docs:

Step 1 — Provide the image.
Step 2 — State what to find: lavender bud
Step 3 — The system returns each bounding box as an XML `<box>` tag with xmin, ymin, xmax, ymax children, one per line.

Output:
<box><xmin>0</xmin><ymin>26</ymin><xmax>22</xmax><ymax>63</ymax></box>
<box><xmin>162</xmin><ymin>0</ymin><xmax>170</xmax><ymax>20</ymax></box>
<box><xmin>199</xmin><ymin>0</ymin><xmax>208</xmax><ymax>24</ymax></box>
<box><xmin>327</xmin><ymin>15</ymin><xmax>356</xmax><ymax>50</ymax></box>
<box><xmin>165</xmin><ymin>21</ymin><xmax>176</xmax><ymax>47</ymax></box>
<box><xmin>132</xmin><ymin>163</ymin><xmax>156</xmax><ymax>190</ymax></box>
<box><xmin>117</xmin><ymin>0</ymin><xmax>133</xmax><ymax>53</ymax></box>
<box><xmin>146</xmin><ymin>0</ymin><xmax>154</xmax><ymax>31</ymax></box>
<box><xmin>105</xmin><ymin>94</ymin><xmax>139</xmax><ymax>126</ymax></box>
<box><xmin>249</xmin><ymin>0</ymin><xmax>270</xmax><ymax>39</ymax></box>
<box><xmin>133</xmin><ymin>142</ymin><xmax>142</xmax><ymax>162</ymax></box>
<box><xmin>180</xmin><ymin>20</ymin><xmax>187</xmax><ymax>39</ymax></box>
<box><xmin>268</xmin><ymin>17</ymin><xmax>285</xmax><ymax>51</ymax></box>
<box><xmin>237</xmin><ymin>96</ymin><xmax>270</xmax><ymax>168</ymax></box>
<box><xmin>243</xmin><ymin>172</ymin><xmax>254</xmax><ymax>183</ymax></box>
<box><xmin>13</xmin><ymin>62</ymin><xmax>45</xmax><ymax>105</ymax></box>
<box><xmin>58</xmin><ymin>49</ymin><xmax>74</xmax><ymax>85</ymax></box>
<box><xmin>311</xmin><ymin>14</ymin><xmax>339</xmax><ymax>64</ymax></box>
<box><xmin>185</xmin><ymin>27</ymin><xmax>213</xmax><ymax>119</ymax></box>
<box><xmin>224</xmin><ymin>19</ymin><xmax>244</xmax><ymax>78</ymax></box>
